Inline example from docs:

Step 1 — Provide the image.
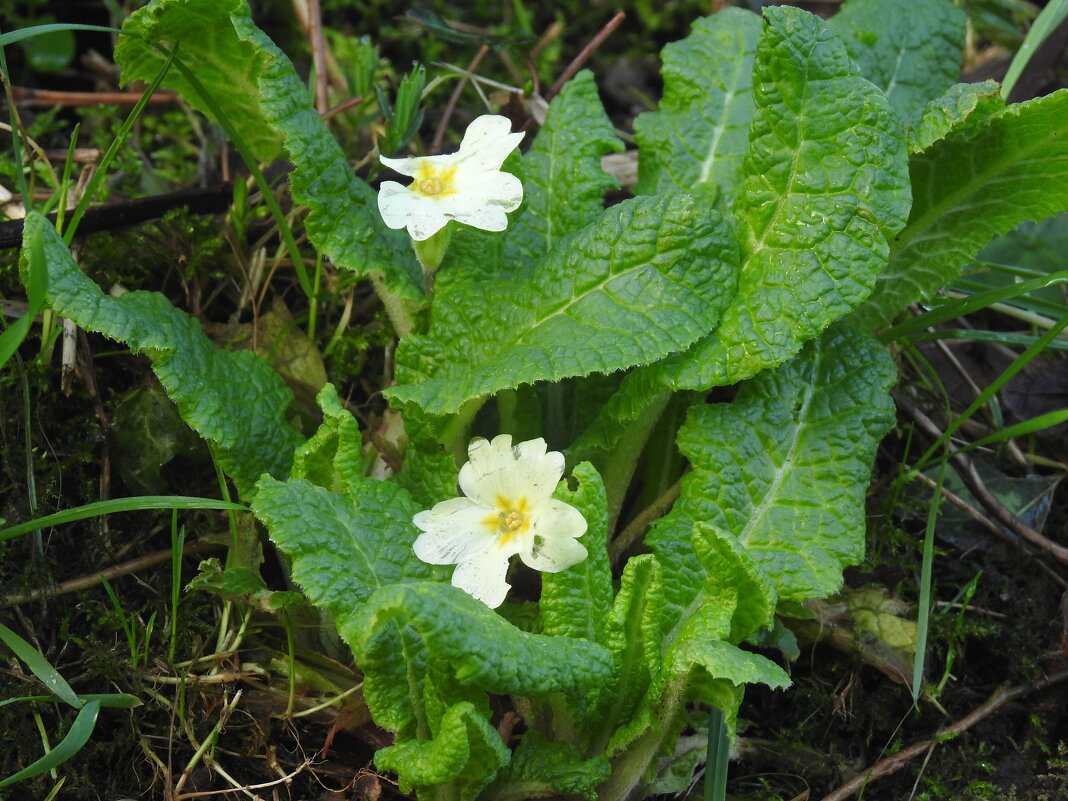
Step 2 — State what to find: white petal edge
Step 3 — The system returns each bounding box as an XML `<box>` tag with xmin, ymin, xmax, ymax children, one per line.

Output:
<box><xmin>520</xmin><ymin>499</ymin><xmax>589</xmax><ymax>572</ymax></box>
<box><xmin>377</xmin><ymin>182</ymin><xmax>450</xmax><ymax>241</ymax></box>
<box><xmin>454</xmin><ymin>115</ymin><xmax>525</xmax><ymax>172</ymax></box>
<box><xmin>451</xmin><ymin>547</ymin><xmax>513</xmax><ymax>608</ymax></box>
<box><xmin>412</xmin><ymin>497</ymin><xmax>497</xmax><ymax>565</ymax></box>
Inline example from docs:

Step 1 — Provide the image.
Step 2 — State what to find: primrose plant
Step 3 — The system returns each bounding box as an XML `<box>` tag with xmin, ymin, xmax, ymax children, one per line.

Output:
<box><xmin>17</xmin><ymin>0</ymin><xmax>1068</xmax><ymax>796</ymax></box>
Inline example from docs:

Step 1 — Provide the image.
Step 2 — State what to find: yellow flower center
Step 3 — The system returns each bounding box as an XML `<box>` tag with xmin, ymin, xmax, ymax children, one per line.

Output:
<box><xmin>412</xmin><ymin>161</ymin><xmax>457</xmax><ymax>198</ymax></box>
<box><xmin>482</xmin><ymin>495</ymin><xmax>531</xmax><ymax>548</ymax></box>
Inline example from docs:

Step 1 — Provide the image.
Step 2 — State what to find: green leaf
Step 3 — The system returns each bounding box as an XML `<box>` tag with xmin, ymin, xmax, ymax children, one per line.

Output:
<box><xmin>0</xmin><ymin>700</ymin><xmax>100</xmax><ymax>789</ymax></box>
<box><xmin>19</xmin><ymin>214</ymin><xmax>301</xmax><ymax>498</ymax></box>
<box><xmin>116</xmin><ymin>0</ymin><xmax>423</xmax><ymax>304</ymax></box>
<box><xmin>487</xmin><ymin>731</ymin><xmax>611</xmax><ymax>801</ymax></box>
<box><xmin>904</xmin><ymin>80</ymin><xmax>1003</xmax><ymax>154</ymax></box>
<box><xmin>348</xmin><ymin>582</ymin><xmax>613</xmax><ymax>699</ymax></box>
<box><xmin>663</xmin><ymin>6</ymin><xmax>910</xmax><ymax>391</ymax></box>
<box><xmin>691</xmin><ymin>522</ymin><xmax>777</xmax><ymax>643</ymax></box>
<box><xmin>858</xmin><ymin>89</ymin><xmax>1068</xmax><ymax>328</ymax></box>
<box><xmin>252</xmin><ymin>476</ymin><xmax>436</xmax><ymax>617</ymax></box>
<box><xmin>115</xmin><ymin>0</ymin><xmax>283</xmax><ymax>161</ymax></box>
<box><xmin>0</xmin><ymin>216</ymin><xmax>48</xmax><ymax>370</ymax></box>
<box><xmin>592</xmin><ymin>555</ymin><xmax>664</xmax><ymax>753</ymax></box>
<box><xmin>0</xmin><ymin>624</ymin><xmax>81</xmax><ymax>708</ymax></box>
<box><xmin>652</xmin><ymin>324</ymin><xmax>896</xmax><ymax>622</ymax></box>
<box><xmin>388</xmin><ymin>193</ymin><xmax>739</xmax><ymax>415</ymax></box>
<box><xmin>374</xmin><ymin>701</ymin><xmax>510</xmax><ymax>800</ymax></box>
<box><xmin>186</xmin><ymin>559</ymin><xmax>306</xmax><ymax>611</ymax></box>
<box><xmin>291</xmin><ymin>383</ymin><xmax>364</xmax><ymax>497</ymax></box>
<box><xmin>506</xmin><ymin>70</ymin><xmax>623</xmax><ymax>270</ymax></box>
<box><xmin>634</xmin><ymin>8</ymin><xmax>761</xmax><ymax>197</ymax></box>
<box><xmin>540</xmin><ymin>462</ymin><xmax>613</xmax><ymax>645</ymax></box>
<box><xmin>668</xmin><ymin>638</ymin><xmax>790</xmax><ymax>690</ymax></box>
<box><xmin>829</xmin><ymin>0</ymin><xmax>966</xmax><ymax>117</ymax></box>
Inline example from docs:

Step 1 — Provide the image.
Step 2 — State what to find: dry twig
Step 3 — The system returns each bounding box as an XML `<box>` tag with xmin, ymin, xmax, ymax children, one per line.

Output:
<box><xmin>819</xmin><ymin>669</ymin><xmax>1068</xmax><ymax>801</ymax></box>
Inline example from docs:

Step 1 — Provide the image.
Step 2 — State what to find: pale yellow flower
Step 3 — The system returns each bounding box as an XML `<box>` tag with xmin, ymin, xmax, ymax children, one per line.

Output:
<box><xmin>377</xmin><ymin>115</ymin><xmax>524</xmax><ymax>241</ymax></box>
<box><xmin>413</xmin><ymin>435</ymin><xmax>588</xmax><ymax>608</ymax></box>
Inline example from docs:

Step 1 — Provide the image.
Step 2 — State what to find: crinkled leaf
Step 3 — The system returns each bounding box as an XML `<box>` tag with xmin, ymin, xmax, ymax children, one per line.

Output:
<box><xmin>540</xmin><ymin>462</ymin><xmax>613</xmax><ymax>644</ymax></box>
<box><xmin>506</xmin><ymin>70</ymin><xmax>622</xmax><ymax>268</ymax></box>
<box><xmin>592</xmin><ymin>555</ymin><xmax>664</xmax><ymax>754</ymax></box>
<box><xmin>691</xmin><ymin>522</ymin><xmax>777</xmax><ymax>643</ymax></box>
<box><xmin>374</xmin><ymin>701</ymin><xmax>509</xmax><ymax>801</ymax></box>
<box><xmin>664</xmin><ymin>6</ymin><xmax>910</xmax><ymax>391</ymax></box>
<box><xmin>905</xmin><ymin>80</ymin><xmax>1003</xmax><ymax>154</ymax></box>
<box><xmin>116</xmin><ymin>0</ymin><xmax>423</xmax><ymax>303</ymax></box>
<box><xmin>115</xmin><ymin>0</ymin><xmax>283</xmax><ymax>161</ymax></box>
<box><xmin>348</xmin><ymin>582</ymin><xmax>613</xmax><ymax>698</ymax></box>
<box><xmin>19</xmin><ymin>213</ymin><xmax>300</xmax><ymax>498</ymax></box>
<box><xmin>858</xmin><ymin>89</ymin><xmax>1068</xmax><ymax>328</ymax></box>
<box><xmin>251</xmin><ymin>476</ymin><xmax>436</xmax><ymax>616</ymax></box>
<box><xmin>389</xmin><ymin>193</ymin><xmax>739</xmax><ymax>414</ymax></box>
<box><xmin>669</xmin><ymin>639</ymin><xmax>789</xmax><ymax>690</ymax></box>
<box><xmin>291</xmin><ymin>384</ymin><xmax>364</xmax><ymax>497</ymax></box>
<box><xmin>829</xmin><ymin>0</ymin><xmax>966</xmax><ymax>117</ymax></box>
<box><xmin>634</xmin><ymin>8</ymin><xmax>761</xmax><ymax>197</ymax></box>
<box><xmin>186</xmin><ymin>559</ymin><xmax>306</xmax><ymax>611</ymax></box>
<box><xmin>652</xmin><ymin>323</ymin><xmax>896</xmax><ymax>632</ymax></box>
<box><xmin>487</xmin><ymin>731</ymin><xmax>611</xmax><ymax>801</ymax></box>
<box><xmin>391</xmin><ymin>405</ymin><xmax>459</xmax><ymax>509</ymax></box>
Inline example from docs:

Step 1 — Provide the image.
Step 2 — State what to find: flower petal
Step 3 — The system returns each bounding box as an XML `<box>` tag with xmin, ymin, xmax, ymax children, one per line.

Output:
<box><xmin>454</xmin><ymin>115</ymin><xmax>525</xmax><ymax>172</ymax></box>
<box><xmin>451</xmin><ymin>547</ymin><xmax>513</xmax><ymax>608</ymax></box>
<box><xmin>519</xmin><ymin>499</ymin><xmax>589</xmax><ymax>572</ymax></box>
<box><xmin>377</xmin><ymin>181</ymin><xmax>449</xmax><ymax>241</ymax></box>
<box><xmin>378</xmin><ymin>154</ymin><xmax>422</xmax><ymax>177</ymax></box>
<box><xmin>413</xmin><ymin>497</ymin><xmax>498</xmax><ymax>565</ymax></box>
<box><xmin>459</xmin><ymin>435</ymin><xmax>564</xmax><ymax>508</ymax></box>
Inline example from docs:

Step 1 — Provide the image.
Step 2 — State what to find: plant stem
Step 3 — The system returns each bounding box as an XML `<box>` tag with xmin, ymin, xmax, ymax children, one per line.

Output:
<box><xmin>599</xmin><ymin>387</ymin><xmax>673</xmax><ymax>533</ymax></box>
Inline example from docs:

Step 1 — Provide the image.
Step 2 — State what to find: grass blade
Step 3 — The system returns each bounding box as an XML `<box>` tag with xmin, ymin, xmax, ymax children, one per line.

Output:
<box><xmin>704</xmin><ymin>706</ymin><xmax>729</xmax><ymax>801</ymax></box>
<box><xmin>0</xmin><ymin>700</ymin><xmax>101</xmax><ymax>788</ymax></box>
<box><xmin>0</xmin><ymin>624</ymin><xmax>81</xmax><ymax>708</ymax></box>
<box><xmin>0</xmin><ymin>496</ymin><xmax>247</xmax><ymax>543</ymax></box>
<box><xmin>1001</xmin><ymin>0</ymin><xmax>1068</xmax><ymax>98</ymax></box>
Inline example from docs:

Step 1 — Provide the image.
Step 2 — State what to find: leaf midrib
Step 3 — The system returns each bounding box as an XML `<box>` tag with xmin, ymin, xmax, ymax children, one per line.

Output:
<box><xmin>880</xmin><ymin>95</ymin><xmax>1068</xmax><ymax>281</ymax></box>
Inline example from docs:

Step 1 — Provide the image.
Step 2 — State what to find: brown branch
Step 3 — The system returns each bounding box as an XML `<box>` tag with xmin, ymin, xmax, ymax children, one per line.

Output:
<box><xmin>546</xmin><ymin>11</ymin><xmax>626</xmax><ymax>101</ymax></box>
<box><xmin>895</xmin><ymin>392</ymin><xmax>1068</xmax><ymax>567</ymax></box>
<box><xmin>11</xmin><ymin>86</ymin><xmax>178</xmax><ymax>107</ymax></box>
<box><xmin>431</xmin><ymin>44</ymin><xmax>491</xmax><ymax>153</ymax></box>
<box><xmin>1</xmin><ymin>540</ymin><xmax>224</xmax><ymax>607</ymax></box>
<box><xmin>307</xmin><ymin>0</ymin><xmax>330</xmax><ymax>115</ymax></box>
<box><xmin>0</xmin><ymin>184</ymin><xmax>233</xmax><ymax>250</ymax></box>
<box><xmin>819</xmin><ymin>669</ymin><xmax>1068</xmax><ymax>801</ymax></box>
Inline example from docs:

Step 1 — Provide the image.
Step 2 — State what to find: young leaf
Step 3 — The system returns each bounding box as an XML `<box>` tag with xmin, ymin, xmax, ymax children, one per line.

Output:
<box><xmin>904</xmin><ymin>80</ymin><xmax>1003</xmax><ymax>154</ymax></box>
<box><xmin>506</xmin><ymin>70</ymin><xmax>623</xmax><ymax>270</ymax></box>
<box><xmin>348</xmin><ymin>582</ymin><xmax>613</xmax><ymax>699</ymax></box>
<box><xmin>540</xmin><ymin>462</ymin><xmax>613</xmax><ymax>645</ymax></box>
<box><xmin>374</xmin><ymin>701</ymin><xmax>510</xmax><ymax>801</ymax></box>
<box><xmin>590</xmin><ymin>555</ymin><xmax>665</xmax><ymax>753</ymax></box>
<box><xmin>291</xmin><ymin>383</ymin><xmax>364</xmax><ymax>497</ymax></box>
<box><xmin>116</xmin><ymin>0</ymin><xmax>424</xmax><ymax>304</ymax></box>
<box><xmin>19</xmin><ymin>214</ymin><xmax>301</xmax><ymax>498</ymax></box>
<box><xmin>829</xmin><ymin>0</ymin><xmax>966</xmax><ymax>117</ymax></box>
<box><xmin>634</xmin><ymin>8</ymin><xmax>761</xmax><ymax>197</ymax></box>
<box><xmin>663</xmin><ymin>6</ymin><xmax>910</xmax><ymax>391</ymax></box>
<box><xmin>858</xmin><ymin>88</ymin><xmax>1068</xmax><ymax>328</ymax></box>
<box><xmin>251</xmin><ymin>476</ymin><xmax>437</xmax><ymax>615</ymax></box>
<box><xmin>651</xmin><ymin>324</ymin><xmax>896</xmax><ymax>625</ymax></box>
<box><xmin>388</xmin><ymin>193</ymin><xmax>739</xmax><ymax>415</ymax></box>
<box><xmin>486</xmin><ymin>731</ymin><xmax>611</xmax><ymax>801</ymax></box>
<box><xmin>0</xmin><ymin>700</ymin><xmax>100</xmax><ymax>789</ymax></box>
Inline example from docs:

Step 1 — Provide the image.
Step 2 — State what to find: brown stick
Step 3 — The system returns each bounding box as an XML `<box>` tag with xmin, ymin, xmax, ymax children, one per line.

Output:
<box><xmin>11</xmin><ymin>86</ymin><xmax>178</xmax><ymax>107</ymax></box>
<box><xmin>431</xmin><ymin>44</ymin><xmax>490</xmax><ymax>153</ymax></box>
<box><xmin>546</xmin><ymin>11</ymin><xmax>626</xmax><ymax>100</ymax></box>
<box><xmin>307</xmin><ymin>0</ymin><xmax>330</xmax><ymax>115</ymax></box>
<box><xmin>819</xmin><ymin>669</ymin><xmax>1068</xmax><ymax>801</ymax></box>
<box><xmin>1</xmin><ymin>539</ymin><xmax>224</xmax><ymax>607</ymax></box>
<box><xmin>895</xmin><ymin>392</ymin><xmax>1068</xmax><ymax>566</ymax></box>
